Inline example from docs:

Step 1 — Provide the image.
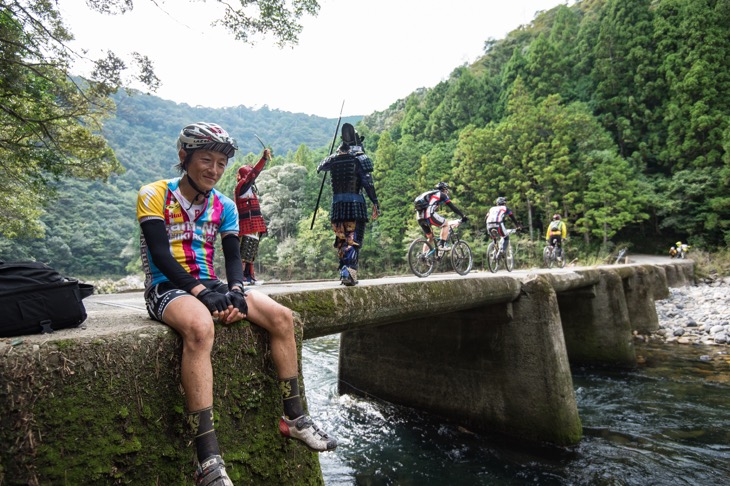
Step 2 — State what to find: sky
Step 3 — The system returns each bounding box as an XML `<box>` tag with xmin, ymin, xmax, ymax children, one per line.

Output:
<box><xmin>58</xmin><ymin>0</ymin><xmax>566</xmax><ymax>118</ymax></box>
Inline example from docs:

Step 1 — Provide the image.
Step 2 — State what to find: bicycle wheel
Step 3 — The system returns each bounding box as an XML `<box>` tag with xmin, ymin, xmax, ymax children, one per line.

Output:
<box><xmin>504</xmin><ymin>243</ymin><xmax>514</xmax><ymax>272</ymax></box>
<box><xmin>486</xmin><ymin>241</ymin><xmax>500</xmax><ymax>273</ymax></box>
<box><xmin>543</xmin><ymin>246</ymin><xmax>554</xmax><ymax>268</ymax></box>
<box><xmin>451</xmin><ymin>241</ymin><xmax>473</xmax><ymax>275</ymax></box>
<box><xmin>557</xmin><ymin>249</ymin><xmax>566</xmax><ymax>268</ymax></box>
<box><xmin>408</xmin><ymin>238</ymin><xmax>436</xmax><ymax>277</ymax></box>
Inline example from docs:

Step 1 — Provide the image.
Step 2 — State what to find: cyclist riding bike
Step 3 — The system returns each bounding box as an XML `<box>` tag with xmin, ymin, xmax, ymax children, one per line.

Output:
<box><xmin>415</xmin><ymin>182</ymin><xmax>468</xmax><ymax>250</ymax></box>
<box><xmin>545</xmin><ymin>214</ymin><xmax>568</xmax><ymax>261</ymax></box>
<box><xmin>485</xmin><ymin>196</ymin><xmax>520</xmax><ymax>252</ymax></box>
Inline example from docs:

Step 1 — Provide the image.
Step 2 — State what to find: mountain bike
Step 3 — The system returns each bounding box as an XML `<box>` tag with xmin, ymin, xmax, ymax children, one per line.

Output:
<box><xmin>543</xmin><ymin>239</ymin><xmax>566</xmax><ymax>268</ymax></box>
<box><xmin>485</xmin><ymin>227</ymin><xmax>520</xmax><ymax>273</ymax></box>
<box><xmin>407</xmin><ymin>220</ymin><xmax>473</xmax><ymax>278</ymax></box>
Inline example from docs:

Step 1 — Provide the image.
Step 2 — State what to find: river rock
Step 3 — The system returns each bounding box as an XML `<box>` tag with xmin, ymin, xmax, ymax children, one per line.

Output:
<box><xmin>651</xmin><ymin>280</ymin><xmax>730</xmax><ymax>348</ymax></box>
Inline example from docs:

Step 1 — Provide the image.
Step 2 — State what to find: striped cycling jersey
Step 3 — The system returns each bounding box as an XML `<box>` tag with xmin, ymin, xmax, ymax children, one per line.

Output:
<box><xmin>136</xmin><ymin>178</ymin><xmax>238</xmax><ymax>288</ymax></box>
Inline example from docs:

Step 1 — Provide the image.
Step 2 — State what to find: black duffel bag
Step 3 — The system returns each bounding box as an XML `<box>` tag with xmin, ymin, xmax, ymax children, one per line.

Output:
<box><xmin>0</xmin><ymin>261</ymin><xmax>94</xmax><ymax>337</ymax></box>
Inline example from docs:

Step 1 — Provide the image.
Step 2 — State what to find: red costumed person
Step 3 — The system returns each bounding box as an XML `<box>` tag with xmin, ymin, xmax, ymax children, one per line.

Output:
<box><xmin>234</xmin><ymin>149</ymin><xmax>270</xmax><ymax>284</ymax></box>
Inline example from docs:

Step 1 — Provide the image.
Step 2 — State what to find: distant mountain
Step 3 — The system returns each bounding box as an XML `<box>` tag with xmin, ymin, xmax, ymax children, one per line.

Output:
<box><xmin>105</xmin><ymin>90</ymin><xmax>362</xmax><ymax>191</ymax></box>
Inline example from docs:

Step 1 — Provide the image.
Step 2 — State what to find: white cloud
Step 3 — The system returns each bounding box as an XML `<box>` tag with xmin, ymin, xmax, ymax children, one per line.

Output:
<box><xmin>58</xmin><ymin>0</ymin><xmax>565</xmax><ymax>117</ymax></box>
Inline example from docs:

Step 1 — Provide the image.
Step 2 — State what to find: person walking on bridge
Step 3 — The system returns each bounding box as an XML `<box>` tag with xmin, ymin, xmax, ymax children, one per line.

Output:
<box><xmin>317</xmin><ymin>123</ymin><xmax>380</xmax><ymax>286</ymax></box>
<box><xmin>137</xmin><ymin>122</ymin><xmax>336</xmax><ymax>485</ymax></box>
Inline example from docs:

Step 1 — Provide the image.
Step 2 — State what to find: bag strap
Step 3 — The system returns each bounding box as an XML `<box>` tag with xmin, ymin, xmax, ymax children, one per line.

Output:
<box><xmin>79</xmin><ymin>283</ymin><xmax>94</xmax><ymax>299</ymax></box>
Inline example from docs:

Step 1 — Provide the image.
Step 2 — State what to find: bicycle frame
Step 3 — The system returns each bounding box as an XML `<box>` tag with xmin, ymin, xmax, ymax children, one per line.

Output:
<box><xmin>408</xmin><ymin>220</ymin><xmax>473</xmax><ymax>277</ymax></box>
<box><xmin>542</xmin><ymin>237</ymin><xmax>567</xmax><ymax>269</ymax></box>
<box><xmin>485</xmin><ymin>227</ymin><xmax>518</xmax><ymax>273</ymax></box>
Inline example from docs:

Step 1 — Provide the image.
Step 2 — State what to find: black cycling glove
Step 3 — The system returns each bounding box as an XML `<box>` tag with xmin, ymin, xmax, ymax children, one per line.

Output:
<box><xmin>226</xmin><ymin>289</ymin><xmax>248</xmax><ymax>315</ymax></box>
<box><xmin>461</xmin><ymin>216</ymin><xmax>469</xmax><ymax>223</ymax></box>
<box><xmin>196</xmin><ymin>288</ymin><xmax>231</xmax><ymax>313</ymax></box>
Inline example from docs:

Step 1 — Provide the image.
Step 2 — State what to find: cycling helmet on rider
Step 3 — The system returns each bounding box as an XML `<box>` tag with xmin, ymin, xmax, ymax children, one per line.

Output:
<box><xmin>435</xmin><ymin>182</ymin><xmax>450</xmax><ymax>192</ymax></box>
<box><xmin>495</xmin><ymin>196</ymin><xmax>507</xmax><ymax>206</ymax></box>
<box><xmin>553</xmin><ymin>214</ymin><xmax>561</xmax><ymax>220</ymax></box>
<box><xmin>177</xmin><ymin>122</ymin><xmax>238</xmax><ymax>159</ymax></box>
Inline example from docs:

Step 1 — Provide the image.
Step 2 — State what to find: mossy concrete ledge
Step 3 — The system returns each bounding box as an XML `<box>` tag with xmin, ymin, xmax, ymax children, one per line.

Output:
<box><xmin>270</xmin><ymin>276</ymin><xmax>522</xmax><ymax>339</ymax></box>
<box><xmin>0</xmin><ymin>305</ymin><xmax>323</xmax><ymax>486</ymax></box>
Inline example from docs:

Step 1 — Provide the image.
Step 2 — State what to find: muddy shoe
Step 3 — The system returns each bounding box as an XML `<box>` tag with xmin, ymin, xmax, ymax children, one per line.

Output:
<box><xmin>194</xmin><ymin>455</ymin><xmax>233</xmax><ymax>486</ymax></box>
<box><xmin>340</xmin><ymin>267</ymin><xmax>358</xmax><ymax>286</ymax></box>
<box><xmin>279</xmin><ymin>415</ymin><xmax>338</xmax><ymax>452</ymax></box>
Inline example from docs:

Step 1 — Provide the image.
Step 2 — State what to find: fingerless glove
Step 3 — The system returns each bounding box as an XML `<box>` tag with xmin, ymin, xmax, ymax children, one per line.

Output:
<box><xmin>196</xmin><ymin>288</ymin><xmax>231</xmax><ymax>313</ymax></box>
<box><xmin>226</xmin><ymin>288</ymin><xmax>248</xmax><ymax>315</ymax></box>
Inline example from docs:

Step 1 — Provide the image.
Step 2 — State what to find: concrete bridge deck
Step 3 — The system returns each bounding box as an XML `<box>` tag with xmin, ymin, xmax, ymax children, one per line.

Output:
<box><xmin>40</xmin><ymin>255</ymin><xmax>690</xmax><ymax>343</ymax></box>
<box><xmin>0</xmin><ymin>258</ymin><xmax>695</xmax><ymax>484</ymax></box>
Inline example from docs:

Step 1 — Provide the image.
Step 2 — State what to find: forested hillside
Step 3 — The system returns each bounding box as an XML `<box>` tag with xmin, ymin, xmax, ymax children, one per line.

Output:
<box><xmin>1</xmin><ymin>0</ymin><xmax>728</xmax><ymax>281</ymax></box>
<box><xmin>357</xmin><ymin>0</ymin><xmax>729</xmax><ymax>271</ymax></box>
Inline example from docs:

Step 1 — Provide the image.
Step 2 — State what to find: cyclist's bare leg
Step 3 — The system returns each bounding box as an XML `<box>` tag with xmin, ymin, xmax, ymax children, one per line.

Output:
<box><xmin>424</xmin><ymin>230</ymin><xmax>435</xmax><ymax>253</ymax></box>
<box><xmin>439</xmin><ymin>225</ymin><xmax>449</xmax><ymax>242</ymax></box>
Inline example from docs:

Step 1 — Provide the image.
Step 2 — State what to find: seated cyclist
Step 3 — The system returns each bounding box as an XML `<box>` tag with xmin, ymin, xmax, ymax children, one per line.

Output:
<box><xmin>485</xmin><ymin>196</ymin><xmax>520</xmax><ymax>252</ymax></box>
<box><xmin>137</xmin><ymin>122</ymin><xmax>336</xmax><ymax>485</ymax></box>
<box><xmin>415</xmin><ymin>182</ymin><xmax>468</xmax><ymax>250</ymax></box>
<box><xmin>545</xmin><ymin>213</ymin><xmax>568</xmax><ymax>260</ymax></box>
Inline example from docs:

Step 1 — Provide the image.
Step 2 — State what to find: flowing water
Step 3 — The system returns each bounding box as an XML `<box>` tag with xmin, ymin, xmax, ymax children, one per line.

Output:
<box><xmin>302</xmin><ymin>335</ymin><xmax>730</xmax><ymax>485</ymax></box>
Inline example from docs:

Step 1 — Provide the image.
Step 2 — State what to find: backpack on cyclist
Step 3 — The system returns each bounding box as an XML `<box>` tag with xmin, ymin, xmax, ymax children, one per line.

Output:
<box><xmin>548</xmin><ymin>220</ymin><xmax>562</xmax><ymax>232</ymax></box>
<box><xmin>414</xmin><ymin>190</ymin><xmax>437</xmax><ymax>211</ymax></box>
<box><xmin>0</xmin><ymin>261</ymin><xmax>94</xmax><ymax>337</ymax></box>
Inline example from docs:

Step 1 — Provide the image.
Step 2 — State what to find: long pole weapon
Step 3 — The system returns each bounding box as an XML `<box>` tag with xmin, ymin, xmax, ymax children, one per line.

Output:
<box><xmin>310</xmin><ymin>100</ymin><xmax>345</xmax><ymax>230</ymax></box>
<box><xmin>254</xmin><ymin>134</ymin><xmax>268</xmax><ymax>154</ymax></box>
<box><xmin>252</xmin><ymin>134</ymin><xmax>271</xmax><ymax>193</ymax></box>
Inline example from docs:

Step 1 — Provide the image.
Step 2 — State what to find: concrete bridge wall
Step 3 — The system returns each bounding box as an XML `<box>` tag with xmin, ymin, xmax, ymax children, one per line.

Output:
<box><xmin>338</xmin><ymin>276</ymin><xmax>583</xmax><ymax>446</ymax></box>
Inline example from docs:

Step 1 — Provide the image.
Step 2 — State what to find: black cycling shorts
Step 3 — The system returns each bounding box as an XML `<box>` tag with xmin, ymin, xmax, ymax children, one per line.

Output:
<box><xmin>144</xmin><ymin>279</ymin><xmax>248</xmax><ymax>323</ymax></box>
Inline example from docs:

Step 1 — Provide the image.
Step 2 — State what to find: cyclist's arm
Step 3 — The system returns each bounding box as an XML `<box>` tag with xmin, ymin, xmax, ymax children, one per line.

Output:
<box><xmin>445</xmin><ymin>201</ymin><xmax>464</xmax><ymax>219</ymax></box>
<box><xmin>221</xmin><ymin>233</ymin><xmax>245</xmax><ymax>289</ymax></box>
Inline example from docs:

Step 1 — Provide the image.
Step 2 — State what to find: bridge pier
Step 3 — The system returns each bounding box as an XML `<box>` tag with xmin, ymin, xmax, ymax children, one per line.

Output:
<box><xmin>614</xmin><ymin>265</ymin><xmax>660</xmax><ymax>334</ymax></box>
<box><xmin>338</xmin><ymin>275</ymin><xmax>582</xmax><ymax>446</ymax></box>
<box><xmin>556</xmin><ymin>269</ymin><xmax>636</xmax><ymax>368</ymax></box>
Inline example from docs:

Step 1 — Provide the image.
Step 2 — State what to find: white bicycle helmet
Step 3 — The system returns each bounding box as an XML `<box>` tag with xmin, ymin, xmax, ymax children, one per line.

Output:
<box><xmin>177</xmin><ymin>122</ymin><xmax>238</xmax><ymax>158</ymax></box>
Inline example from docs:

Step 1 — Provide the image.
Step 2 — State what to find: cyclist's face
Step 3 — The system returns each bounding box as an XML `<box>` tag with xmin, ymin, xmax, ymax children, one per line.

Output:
<box><xmin>181</xmin><ymin>149</ymin><xmax>228</xmax><ymax>192</ymax></box>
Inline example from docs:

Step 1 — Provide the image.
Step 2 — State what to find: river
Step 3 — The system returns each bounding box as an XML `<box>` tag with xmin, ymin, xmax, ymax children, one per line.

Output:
<box><xmin>302</xmin><ymin>335</ymin><xmax>730</xmax><ymax>485</ymax></box>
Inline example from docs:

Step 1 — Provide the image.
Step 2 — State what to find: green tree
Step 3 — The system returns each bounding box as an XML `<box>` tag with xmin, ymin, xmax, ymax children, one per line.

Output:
<box><xmin>654</xmin><ymin>0</ymin><xmax>730</xmax><ymax>170</ymax></box>
<box><xmin>257</xmin><ymin>164</ymin><xmax>308</xmax><ymax>240</ymax></box>
<box><xmin>0</xmin><ymin>0</ymin><xmax>321</xmax><ymax>238</ymax></box>
<box><xmin>577</xmin><ymin>150</ymin><xmax>650</xmax><ymax>243</ymax></box>
<box><xmin>590</xmin><ymin>0</ymin><xmax>658</xmax><ymax>160</ymax></box>
<box><xmin>452</xmin><ymin>123</ymin><xmax>508</xmax><ymax>222</ymax></box>
<box><xmin>1</xmin><ymin>4</ymin><xmax>121</xmax><ymax>236</ymax></box>
<box><xmin>371</xmin><ymin>132</ymin><xmax>420</xmax><ymax>269</ymax></box>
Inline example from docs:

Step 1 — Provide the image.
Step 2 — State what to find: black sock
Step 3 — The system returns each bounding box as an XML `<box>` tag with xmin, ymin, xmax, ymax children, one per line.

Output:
<box><xmin>279</xmin><ymin>376</ymin><xmax>305</xmax><ymax>419</ymax></box>
<box><xmin>187</xmin><ymin>406</ymin><xmax>220</xmax><ymax>462</ymax></box>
